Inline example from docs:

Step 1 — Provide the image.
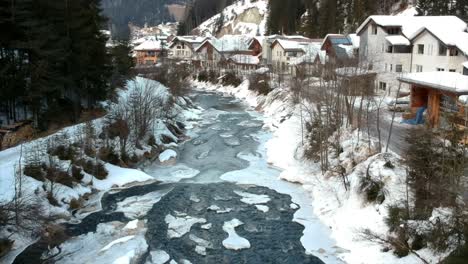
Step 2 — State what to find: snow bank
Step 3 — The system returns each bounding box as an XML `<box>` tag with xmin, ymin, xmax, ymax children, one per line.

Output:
<box><xmin>159</xmin><ymin>149</ymin><xmax>177</xmax><ymax>162</ymax></box>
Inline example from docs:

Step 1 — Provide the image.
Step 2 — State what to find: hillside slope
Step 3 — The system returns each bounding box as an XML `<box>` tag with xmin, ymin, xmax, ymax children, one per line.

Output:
<box><xmin>194</xmin><ymin>0</ymin><xmax>268</xmax><ymax>37</ymax></box>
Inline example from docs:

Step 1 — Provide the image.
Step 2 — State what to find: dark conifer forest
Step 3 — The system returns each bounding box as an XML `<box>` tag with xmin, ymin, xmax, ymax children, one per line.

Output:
<box><xmin>0</xmin><ymin>0</ymin><xmax>133</xmax><ymax>130</ymax></box>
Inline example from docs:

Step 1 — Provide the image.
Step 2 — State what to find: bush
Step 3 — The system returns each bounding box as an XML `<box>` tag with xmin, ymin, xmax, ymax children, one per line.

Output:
<box><xmin>41</xmin><ymin>224</ymin><xmax>68</xmax><ymax>249</ymax></box>
<box><xmin>385</xmin><ymin>205</ymin><xmax>408</xmax><ymax>232</ymax></box>
<box><xmin>84</xmin><ymin>145</ymin><xmax>96</xmax><ymax>158</ymax></box>
<box><xmin>248</xmin><ymin>73</ymin><xmax>271</xmax><ymax>95</ymax></box>
<box><xmin>148</xmin><ymin>135</ymin><xmax>157</xmax><ymax>146</ymax></box>
<box><xmin>24</xmin><ymin>164</ymin><xmax>45</xmax><ymax>181</ymax></box>
<box><xmin>49</xmin><ymin>144</ymin><xmax>77</xmax><ymax>161</ymax></box>
<box><xmin>82</xmin><ymin>160</ymin><xmax>108</xmax><ymax>180</ymax></box>
<box><xmin>69</xmin><ymin>198</ymin><xmax>82</xmax><ymax>210</ymax></box>
<box><xmin>0</xmin><ymin>238</ymin><xmax>14</xmax><ymax>258</ymax></box>
<box><xmin>71</xmin><ymin>166</ymin><xmax>84</xmax><ymax>182</ymax></box>
<box><xmin>46</xmin><ymin>167</ymin><xmax>74</xmax><ymax>188</ymax></box>
<box><xmin>359</xmin><ymin>176</ymin><xmax>386</xmax><ymax>204</ymax></box>
<box><xmin>221</xmin><ymin>71</ymin><xmax>242</xmax><ymax>87</ymax></box>
<box><xmin>47</xmin><ymin>192</ymin><xmax>59</xmax><ymax>207</ymax></box>
<box><xmin>98</xmin><ymin>147</ymin><xmax>120</xmax><ymax>165</ymax></box>
<box><xmin>197</xmin><ymin>70</ymin><xmax>209</xmax><ymax>82</ymax></box>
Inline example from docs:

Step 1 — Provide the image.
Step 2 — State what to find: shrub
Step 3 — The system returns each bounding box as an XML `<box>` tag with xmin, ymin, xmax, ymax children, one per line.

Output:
<box><xmin>41</xmin><ymin>224</ymin><xmax>68</xmax><ymax>249</ymax></box>
<box><xmin>24</xmin><ymin>164</ymin><xmax>45</xmax><ymax>181</ymax></box>
<box><xmin>148</xmin><ymin>135</ymin><xmax>157</xmax><ymax>146</ymax></box>
<box><xmin>84</xmin><ymin>145</ymin><xmax>96</xmax><ymax>158</ymax></box>
<box><xmin>71</xmin><ymin>166</ymin><xmax>84</xmax><ymax>182</ymax></box>
<box><xmin>0</xmin><ymin>238</ymin><xmax>14</xmax><ymax>258</ymax></box>
<box><xmin>69</xmin><ymin>198</ymin><xmax>82</xmax><ymax>210</ymax></box>
<box><xmin>49</xmin><ymin>145</ymin><xmax>76</xmax><ymax>161</ymax></box>
<box><xmin>221</xmin><ymin>71</ymin><xmax>242</xmax><ymax>87</ymax></box>
<box><xmin>82</xmin><ymin>160</ymin><xmax>108</xmax><ymax>180</ymax></box>
<box><xmin>208</xmin><ymin>70</ymin><xmax>219</xmax><ymax>83</ymax></box>
<box><xmin>248</xmin><ymin>73</ymin><xmax>271</xmax><ymax>95</ymax></box>
<box><xmin>359</xmin><ymin>176</ymin><xmax>386</xmax><ymax>204</ymax></box>
<box><xmin>98</xmin><ymin>147</ymin><xmax>120</xmax><ymax>165</ymax></box>
<box><xmin>385</xmin><ymin>205</ymin><xmax>408</xmax><ymax>232</ymax></box>
<box><xmin>197</xmin><ymin>70</ymin><xmax>209</xmax><ymax>82</ymax></box>
<box><xmin>47</xmin><ymin>192</ymin><xmax>59</xmax><ymax>207</ymax></box>
<box><xmin>46</xmin><ymin>167</ymin><xmax>74</xmax><ymax>188</ymax></box>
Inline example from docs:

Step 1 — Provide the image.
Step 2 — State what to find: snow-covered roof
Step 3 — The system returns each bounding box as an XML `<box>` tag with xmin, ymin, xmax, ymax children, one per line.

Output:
<box><xmin>385</xmin><ymin>35</ymin><xmax>411</xmax><ymax>46</ymax></box>
<box><xmin>273</xmin><ymin>39</ymin><xmax>307</xmax><ymax>51</ymax></box>
<box><xmin>347</xmin><ymin>34</ymin><xmax>360</xmax><ymax>49</ymax></box>
<box><xmin>134</xmin><ymin>39</ymin><xmax>162</xmax><ymax>51</ymax></box>
<box><xmin>229</xmin><ymin>54</ymin><xmax>260</xmax><ymax>65</ymax></box>
<box><xmin>289</xmin><ymin>43</ymin><xmax>324</xmax><ymax>65</ymax></box>
<box><xmin>399</xmin><ymin>72</ymin><xmax>468</xmax><ymax>94</ymax></box>
<box><xmin>197</xmin><ymin>35</ymin><xmax>251</xmax><ymax>53</ymax></box>
<box><xmin>357</xmin><ymin>16</ymin><xmax>467</xmax><ymax>39</ymax></box>
<box><xmin>463</xmin><ymin>61</ymin><xmax>468</xmax><ymax>68</ymax></box>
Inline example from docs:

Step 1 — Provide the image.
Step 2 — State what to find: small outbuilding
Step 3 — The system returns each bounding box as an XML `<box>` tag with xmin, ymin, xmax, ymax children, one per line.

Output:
<box><xmin>398</xmin><ymin>72</ymin><xmax>468</xmax><ymax>128</ymax></box>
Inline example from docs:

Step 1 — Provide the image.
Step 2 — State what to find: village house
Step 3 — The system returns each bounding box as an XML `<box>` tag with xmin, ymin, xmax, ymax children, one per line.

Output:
<box><xmin>227</xmin><ymin>54</ymin><xmax>261</xmax><ymax>71</ymax></box>
<box><xmin>271</xmin><ymin>38</ymin><xmax>322</xmax><ymax>74</ymax></box>
<box><xmin>261</xmin><ymin>35</ymin><xmax>312</xmax><ymax>66</ymax></box>
<box><xmin>357</xmin><ymin>15</ymin><xmax>468</xmax><ymax>96</ymax></box>
<box><xmin>321</xmin><ymin>34</ymin><xmax>357</xmax><ymax>66</ymax></box>
<box><xmin>399</xmin><ymin>71</ymin><xmax>468</xmax><ymax>129</ymax></box>
<box><xmin>134</xmin><ymin>38</ymin><xmax>162</xmax><ymax>65</ymax></box>
<box><xmin>194</xmin><ymin>35</ymin><xmax>253</xmax><ymax>68</ymax></box>
<box><xmin>168</xmin><ymin>36</ymin><xmax>208</xmax><ymax>61</ymax></box>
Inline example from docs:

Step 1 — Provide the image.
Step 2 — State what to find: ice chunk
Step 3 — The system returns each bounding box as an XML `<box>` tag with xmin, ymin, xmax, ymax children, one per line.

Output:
<box><xmin>159</xmin><ymin>150</ymin><xmax>177</xmax><ymax>162</ymax></box>
<box><xmin>100</xmin><ymin>236</ymin><xmax>135</xmax><ymax>252</ymax></box>
<box><xmin>222</xmin><ymin>219</ymin><xmax>251</xmax><ymax>250</ymax></box>
<box><xmin>113</xmin><ymin>249</ymin><xmax>136</xmax><ymax>264</ymax></box>
<box><xmin>165</xmin><ymin>214</ymin><xmax>206</xmax><ymax>238</ymax></box>
<box><xmin>124</xmin><ymin>220</ymin><xmax>139</xmax><ymax>230</ymax></box>
<box><xmin>116</xmin><ymin>190</ymin><xmax>171</xmax><ymax>219</ymax></box>
<box><xmin>255</xmin><ymin>205</ymin><xmax>269</xmax><ymax>213</ymax></box>
<box><xmin>224</xmin><ymin>137</ymin><xmax>241</xmax><ymax>147</ymax></box>
<box><xmin>189</xmin><ymin>195</ymin><xmax>200</xmax><ymax>203</ymax></box>
<box><xmin>149</xmin><ymin>250</ymin><xmax>170</xmax><ymax>264</ymax></box>
<box><xmin>201</xmin><ymin>223</ymin><xmax>212</xmax><ymax>230</ymax></box>
<box><xmin>234</xmin><ymin>190</ymin><xmax>270</xmax><ymax>205</ymax></box>
<box><xmin>290</xmin><ymin>203</ymin><xmax>299</xmax><ymax>210</ymax></box>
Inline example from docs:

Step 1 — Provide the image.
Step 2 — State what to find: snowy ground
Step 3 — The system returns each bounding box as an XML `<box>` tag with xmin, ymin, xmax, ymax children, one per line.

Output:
<box><xmin>0</xmin><ymin>77</ymin><xmax>200</xmax><ymax>264</ymax></box>
<box><xmin>193</xmin><ymin>79</ymin><xmax>449</xmax><ymax>263</ymax></box>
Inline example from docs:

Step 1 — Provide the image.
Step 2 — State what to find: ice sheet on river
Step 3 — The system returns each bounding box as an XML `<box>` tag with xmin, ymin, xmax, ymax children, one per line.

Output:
<box><xmin>145</xmin><ymin>164</ymin><xmax>200</xmax><ymax>183</ymax></box>
<box><xmin>222</xmin><ymin>219</ymin><xmax>251</xmax><ymax>250</ymax></box>
<box><xmin>165</xmin><ymin>214</ymin><xmax>206</xmax><ymax>238</ymax></box>
<box><xmin>116</xmin><ymin>189</ymin><xmax>172</xmax><ymax>219</ymax></box>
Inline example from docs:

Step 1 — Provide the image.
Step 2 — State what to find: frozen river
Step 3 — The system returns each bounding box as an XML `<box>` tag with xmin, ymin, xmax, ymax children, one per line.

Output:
<box><xmin>14</xmin><ymin>90</ymin><xmax>341</xmax><ymax>264</ymax></box>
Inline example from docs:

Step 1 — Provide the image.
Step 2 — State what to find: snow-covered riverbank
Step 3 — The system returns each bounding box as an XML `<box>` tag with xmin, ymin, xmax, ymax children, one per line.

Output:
<box><xmin>192</xmin><ymin>79</ymin><xmax>447</xmax><ymax>264</ymax></box>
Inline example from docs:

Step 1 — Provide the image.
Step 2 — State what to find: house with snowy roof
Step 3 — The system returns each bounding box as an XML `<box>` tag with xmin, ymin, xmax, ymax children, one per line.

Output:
<box><xmin>194</xmin><ymin>35</ymin><xmax>254</xmax><ymax>68</ymax></box>
<box><xmin>321</xmin><ymin>34</ymin><xmax>357</xmax><ymax>66</ymax></box>
<box><xmin>168</xmin><ymin>36</ymin><xmax>209</xmax><ymax>61</ymax></box>
<box><xmin>271</xmin><ymin>38</ymin><xmax>323</xmax><ymax>74</ymax></box>
<box><xmin>261</xmin><ymin>35</ymin><xmax>315</xmax><ymax>66</ymax></box>
<box><xmin>134</xmin><ymin>39</ymin><xmax>162</xmax><ymax>65</ymax></box>
<box><xmin>357</xmin><ymin>15</ymin><xmax>468</xmax><ymax>96</ymax></box>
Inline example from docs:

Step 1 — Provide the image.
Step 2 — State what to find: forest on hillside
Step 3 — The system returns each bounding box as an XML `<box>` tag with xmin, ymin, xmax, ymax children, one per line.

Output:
<box><xmin>0</xmin><ymin>0</ymin><xmax>134</xmax><ymax>130</ymax></box>
<box><xmin>102</xmin><ymin>0</ymin><xmax>186</xmax><ymax>39</ymax></box>
<box><xmin>268</xmin><ymin>0</ymin><xmax>468</xmax><ymax>38</ymax></box>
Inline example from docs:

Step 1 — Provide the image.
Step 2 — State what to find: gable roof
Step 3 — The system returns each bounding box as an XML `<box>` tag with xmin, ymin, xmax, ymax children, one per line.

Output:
<box><xmin>356</xmin><ymin>16</ymin><xmax>467</xmax><ymax>39</ymax></box>
<box><xmin>168</xmin><ymin>36</ymin><xmax>208</xmax><ymax>49</ymax></box>
<box><xmin>134</xmin><ymin>39</ymin><xmax>162</xmax><ymax>51</ymax></box>
<box><xmin>411</xmin><ymin>27</ymin><xmax>468</xmax><ymax>56</ymax></box>
<box><xmin>196</xmin><ymin>35</ymin><xmax>251</xmax><ymax>53</ymax></box>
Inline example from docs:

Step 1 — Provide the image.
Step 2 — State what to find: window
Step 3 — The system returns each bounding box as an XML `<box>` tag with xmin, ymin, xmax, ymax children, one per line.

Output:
<box><xmin>385</xmin><ymin>63</ymin><xmax>388</xmax><ymax>71</ymax></box>
<box><xmin>416</xmin><ymin>65</ymin><xmax>423</xmax><ymax>72</ymax></box>
<box><xmin>417</xmin><ymin>44</ymin><xmax>424</xmax><ymax>54</ymax></box>
<box><xmin>449</xmin><ymin>69</ymin><xmax>456</xmax><ymax>72</ymax></box>
<box><xmin>449</xmin><ymin>47</ymin><xmax>459</xmax><ymax>56</ymax></box>
<box><xmin>390</xmin><ymin>64</ymin><xmax>393</xmax><ymax>72</ymax></box>
<box><xmin>395</xmin><ymin>64</ymin><xmax>403</xmax><ymax>73</ymax></box>
<box><xmin>387</xmin><ymin>27</ymin><xmax>400</xmax><ymax>35</ymax></box>
<box><xmin>386</xmin><ymin>45</ymin><xmax>393</xmax><ymax>53</ymax></box>
<box><xmin>379</xmin><ymin>82</ymin><xmax>387</xmax><ymax>91</ymax></box>
<box><xmin>438</xmin><ymin>44</ymin><xmax>447</xmax><ymax>56</ymax></box>
<box><xmin>437</xmin><ymin>68</ymin><xmax>445</xmax><ymax>71</ymax></box>
<box><xmin>177</xmin><ymin>45</ymin><xmax>181</xmax><ymax>49</ymax></box>
<box><xmin>371</xmin><ymin>25</ymin><xmax>377</xmax><ymax>35</ymax></box>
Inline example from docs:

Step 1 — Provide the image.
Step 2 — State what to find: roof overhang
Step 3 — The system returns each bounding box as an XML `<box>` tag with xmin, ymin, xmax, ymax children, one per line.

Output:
<box><xmin>398</xmin><ymin>72</ymin><xmax>468</xmax><ymax>95</ymax></box>
<box><xmin>385</xmin><ymin>35</ymin><xmax>411</xmax><ymax>46</ymax></box>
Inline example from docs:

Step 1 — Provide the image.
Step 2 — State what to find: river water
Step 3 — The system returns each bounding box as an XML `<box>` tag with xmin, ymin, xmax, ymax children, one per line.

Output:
<box><xmin>14</xmin><ymin>90</ymin><xmax>338</xmax><ymax>264</ymax></box>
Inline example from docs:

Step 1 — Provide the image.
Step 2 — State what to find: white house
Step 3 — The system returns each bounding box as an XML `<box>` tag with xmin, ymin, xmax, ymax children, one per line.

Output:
<box><xmin>357</xmin><ymin>15</ymin><xmax>468</xmax><ymax>96</ymax></box>
<box><xmin>270</xmin><ymin>38</ymin><xmax>322</xmax><ymax>74</ymax></box>
<box><xmin>168</xmin><ymin>36</ymin><xmax>208</xmax><ymax>60</ymax></box>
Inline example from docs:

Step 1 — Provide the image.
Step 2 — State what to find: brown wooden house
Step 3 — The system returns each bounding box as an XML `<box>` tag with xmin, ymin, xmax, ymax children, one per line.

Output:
<box><xmin>399</xmin><ymin>72</ymin><xmax>468</xmax><ymax>128</ymax></box>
